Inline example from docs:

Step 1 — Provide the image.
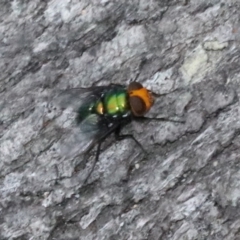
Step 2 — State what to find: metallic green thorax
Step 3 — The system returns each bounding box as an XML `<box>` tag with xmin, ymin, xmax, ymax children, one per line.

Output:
<box><xmin>103</xmin><ymin>89</ymin><xmax>129</xmax><ymax>116</ymax></box>
<box><xmin>77</xmin><ymin>88</ymin><xmax>130</xmax><ymax>124</ymax></box>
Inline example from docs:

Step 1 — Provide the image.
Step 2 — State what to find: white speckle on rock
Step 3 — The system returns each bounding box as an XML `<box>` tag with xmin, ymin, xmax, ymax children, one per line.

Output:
<box><xmin>1</xmin><ymin>173</ymin><xmax>22</xmax><ymax>196</ymax></box>
<box><xmin>180</xmin><ymin>45</ymin><xmax>208</xmax><ymax>85</ymax></box>
<box><xmin>45</xmin><ymin>0</ymin><xmax>92</xmax><ymax>23</ymax></box>
<box><xmin>213</xmin><ymin>161</ymin><xmax>218</xmax><ymax>167</ymax></box>
<box><xmin>203</xmin><ymin>41</ymin><xmax>229</xmax><ymax>51</ymax></box>
<box><xmin>11</xmin><ymin>0</ymin><xmax>23</xmax><ymax>16</ymax></box>
<box><xmin>145</xmin><ymin>68</ymin><xmax>175</xmax><ymax>94</ymax></box>
<box><xmin>172</xmin><ymin>221</ymin><xmax>198</xmax><ymax>240</ymax></box>
<box><xmin>0</xmin><ymin>117</ymin><xmax>38</xmax><ymax>162</ymax></box>
<box><xmin>178</xmin><ymin>193</ymin><xmax>208</xmax><ymax>217</ymax></box>
<box><xmin>175</xmin><ymin>92</ymin><xmax>192</xmax><ymax>115</ymax></box>
<box><xmin>42</xmin><ymin>189</ymin><xmax>66</xmax><ymax>207</ymax></box>
<box><xmin>80</xmin><ymin>203</ymin><xmax>106</xmax><ymax>229</ymax></box>
<box><xmin>29</xmin><ymin>219</ymin><xmax>51</xmax><ymax>238</ymax></box>
<box><xmin>33</xmin><ymin>42</ymin><xmax>50</xmax><ymax>53</ymax></box>
<box><xmin>135</xmin><ymin>163</ymin><xmax>140</xmax><ymax>169</ymax></box>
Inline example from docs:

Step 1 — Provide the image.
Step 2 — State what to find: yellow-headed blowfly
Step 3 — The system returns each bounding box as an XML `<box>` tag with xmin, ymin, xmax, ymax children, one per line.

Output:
<box><xmin>56</xmin><ymin>82</ymin><xmax>183</xmax><ymax>184</ymax></box>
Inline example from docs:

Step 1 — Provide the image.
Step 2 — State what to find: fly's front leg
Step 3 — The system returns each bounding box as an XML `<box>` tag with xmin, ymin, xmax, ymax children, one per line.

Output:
<box><xmin>136</xmin><ymin>116</ymin><xmax>185</xmax><ymax>123</ymax></box>
<box><xmin>114</xmin><ymin>126</ymin><xmax>146</xmax><ymax>155</ymax></box>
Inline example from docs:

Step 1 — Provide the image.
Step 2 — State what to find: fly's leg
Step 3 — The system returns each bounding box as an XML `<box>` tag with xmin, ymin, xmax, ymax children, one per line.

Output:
<box><xmin>136</xmin><ymin>116</ymin><xmax>185</xmax><ymax>123</ymax></box>
<box><xmin>83</xmin><ymin>142</ymin><xmax>102</xmax><ymax>185</ymax></box>
<box><xmin>114</xmin><ymin>126</ymin><xmax>146</xmax><ymax>155</ymax></box>
<box><xmin>76</xmin><ymin>125</ymin><xmax>121</xmax><ymax>185</ymax></box>
<box><xmin>74</xmin><ymin>141</ymin><xmax>96</xmax><ymax>173</ymax></box>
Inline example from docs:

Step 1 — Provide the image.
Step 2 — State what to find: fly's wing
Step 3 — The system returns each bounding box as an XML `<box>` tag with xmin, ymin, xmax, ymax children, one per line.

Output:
<box><xmin>52</xmin><ymin>86</ymin><xmax>119</xmax><ymax>159</ymax></box>
<box><xmin>58</xmin><ymin>120</ymin><xmax>99</xmax><ymax>159</ymax></box>
<box><xmin>53</xmin><ymin>86</ymin><xmax>107</xmax><ymax>112</ymax></box>
<box><xmin>58</xmin><ymin>116</ymin><xmax>120</xmax><ymax>160</ymax></box>
<box><xmin>54</xmin><ymin>86</ymin><xmax>110</xmax><ymax>137</ymax></box>
<box><xmin>54</xmin><ymin>84</ymin><xmax>125</xmax><ymax>111</ymax></box>
<box><xmin>79</xmin><ymin>112</ymin><xmax>100</xmax><ymax>134</ymax></box>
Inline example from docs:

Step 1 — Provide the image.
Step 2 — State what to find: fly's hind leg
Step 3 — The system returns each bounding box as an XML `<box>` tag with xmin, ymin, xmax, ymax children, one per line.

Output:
<box><xmin>78</xmin><ymin>126</ymin><xmax>121</xmax><ymax>185</ymax></box>
<box><xmin>73</xmin><ymin>140</ymin><xmax>102</xmax><ymax>185</ymax></box>
<box><xmin>114</xmin><ymin>126</ymin><xmax>146</xmax><ymax>155</ymax></box>
<box><xmin>82</xmin><ymin>142</ymin><xmax>102</xmax><ymax>185</ymax></box>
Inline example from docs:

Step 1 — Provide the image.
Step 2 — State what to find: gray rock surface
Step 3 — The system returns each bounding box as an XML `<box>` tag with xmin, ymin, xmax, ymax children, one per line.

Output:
<box><xmin>1</xmin><ymin>0</ymin><xmax>240</xmax><ymax>239</ymax></box>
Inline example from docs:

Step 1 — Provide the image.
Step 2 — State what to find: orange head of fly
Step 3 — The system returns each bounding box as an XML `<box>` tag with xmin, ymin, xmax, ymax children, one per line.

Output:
<box><xmin>127</xmin><ymin>82</ymin><xmax>154</xmax><ymax>116</ymax></box>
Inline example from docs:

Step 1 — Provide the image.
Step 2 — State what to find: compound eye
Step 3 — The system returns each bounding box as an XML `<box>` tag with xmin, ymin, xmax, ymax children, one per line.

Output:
<box><xmin>128</xmin><ymin>82</ymin><xmax>143</xmax><ymax>91</ymax></box>
<box><xmin>129</xmin><ymin>96</ymin><xmax>147</xmax><ymax>116</ymax></box>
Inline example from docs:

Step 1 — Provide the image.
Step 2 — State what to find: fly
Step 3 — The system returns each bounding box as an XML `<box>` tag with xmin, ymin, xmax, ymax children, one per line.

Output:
<box><xmin>55</xmin><ymin>82</ymin><xmax>183</xmax><ymax>184</ymax></box>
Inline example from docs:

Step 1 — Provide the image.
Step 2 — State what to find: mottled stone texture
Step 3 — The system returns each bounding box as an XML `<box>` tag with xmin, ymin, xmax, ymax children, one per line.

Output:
<box><xmin>1</xmin><ymin>0</ymin><xmax>240</xmax><ymax>239</ymax></box>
